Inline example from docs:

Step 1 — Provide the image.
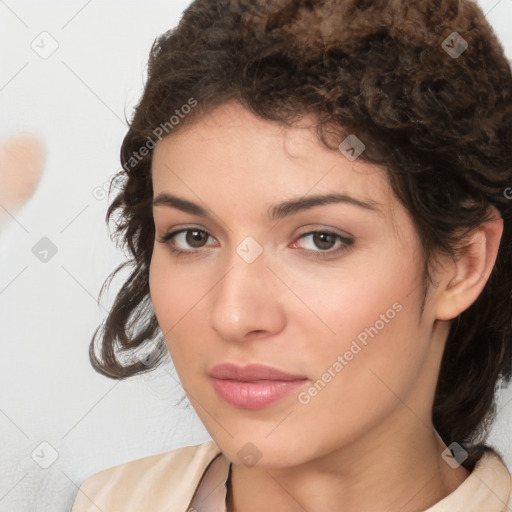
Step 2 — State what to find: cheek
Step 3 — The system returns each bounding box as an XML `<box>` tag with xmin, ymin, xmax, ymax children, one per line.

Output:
<box><xmin>148</xmin><ymin>249</ymin><xmax>211</xmax><ymax>371</ymax></box>
<box><xmin>288</xmin><ymin>282</ymin><xmax>427</xmax><ymax>453</ymax></box>
<box><xmin>149</xmin><ymin>249</ymin><xmax>203</xmax><ymax>327</ymax></box>
<box><xmin>288</xmin><ymin>249</ymin><xmax>427</xmax><ymax>404</ymax></box>
<box><xmin>149</xmin><ymin>252</ymin><xmax>185</xmax><ymax>349</ymax></box>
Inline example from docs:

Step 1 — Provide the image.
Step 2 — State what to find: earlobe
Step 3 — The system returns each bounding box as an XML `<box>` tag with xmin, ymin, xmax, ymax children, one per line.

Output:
<box><xmin>435</xmin><ymin>207</ymin><xmax>503</xmax><ymax>321</ymax></box>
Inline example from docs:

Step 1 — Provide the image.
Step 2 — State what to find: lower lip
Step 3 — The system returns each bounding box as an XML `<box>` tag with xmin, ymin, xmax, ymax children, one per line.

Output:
<box><xmin>210</xmin><ymin>377</ymin><xmax>308</xmax><ymax>409</ymax></box>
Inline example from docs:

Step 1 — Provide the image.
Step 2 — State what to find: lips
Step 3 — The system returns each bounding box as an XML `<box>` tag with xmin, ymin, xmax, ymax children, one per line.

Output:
<box><xmin>209</xmin><ymin>362</ymin><xmax>308</xmax><ymax>382</ymax></box>
<box><xmin>209</xmin><ymin>362</ymin><xmax>309</xmax><ymax>409</ymax></box>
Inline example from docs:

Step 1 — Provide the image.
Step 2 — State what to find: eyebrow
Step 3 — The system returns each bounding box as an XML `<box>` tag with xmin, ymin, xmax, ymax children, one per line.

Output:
<box><xmin>269</xmin><ymin>193</ymin><xmax>382</xmax><ymax>219</ymax></box>
<box><xmin>152</xmin><ymin>192</ymin><xmax>382</xmax><ymax>220</ymax></box>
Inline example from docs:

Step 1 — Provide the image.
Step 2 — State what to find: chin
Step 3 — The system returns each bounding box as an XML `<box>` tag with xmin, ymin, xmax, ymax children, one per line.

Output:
<box><xmin>216</xmin><ymin>436</ymin><xmax>315</xmax><ymax>469</ymax></box>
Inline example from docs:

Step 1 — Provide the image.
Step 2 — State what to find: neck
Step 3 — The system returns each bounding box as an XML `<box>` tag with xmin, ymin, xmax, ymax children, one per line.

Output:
<box><xmin>227</xmin><ymin>416</ymin><xmax>470</xmax><ymax>512</ymax></box>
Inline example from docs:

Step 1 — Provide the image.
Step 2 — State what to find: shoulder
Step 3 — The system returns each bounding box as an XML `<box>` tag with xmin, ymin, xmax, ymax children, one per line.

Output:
<box><xmin>426</xmin><ymin>446</ymin><xmax>512</xmax><ymax>511</ymax></box>
<box><xmin>71</xmin><ymin>439</ymin><xmax>222</xmax><ymax>512</ymax></box>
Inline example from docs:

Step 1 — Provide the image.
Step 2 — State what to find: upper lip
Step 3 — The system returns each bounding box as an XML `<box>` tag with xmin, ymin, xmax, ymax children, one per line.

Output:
<box><xmin>209</xmin><ymin>362</ymin><xmax>308</xmax><ymax>382</ymax></box>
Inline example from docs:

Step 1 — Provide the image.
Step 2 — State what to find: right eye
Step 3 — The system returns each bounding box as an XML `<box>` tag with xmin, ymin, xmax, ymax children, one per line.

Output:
<box><xmin>157</xmin><ymin>228</ymin><xmax>218</xmax><ymax>256</ymax></box>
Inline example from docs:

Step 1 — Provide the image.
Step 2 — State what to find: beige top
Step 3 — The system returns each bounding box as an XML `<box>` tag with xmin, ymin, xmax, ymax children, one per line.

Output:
<box><xmin>71</xmin><ymin>440</ymin><xmax>512</xmax><ymax>512</ymax></box>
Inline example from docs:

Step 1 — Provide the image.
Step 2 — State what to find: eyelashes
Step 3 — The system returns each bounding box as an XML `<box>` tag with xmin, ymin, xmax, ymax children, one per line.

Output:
<box><xmin>157</xmin><ymin>227</ymin><xmax>354</xmax><ymax>260</ymax></box>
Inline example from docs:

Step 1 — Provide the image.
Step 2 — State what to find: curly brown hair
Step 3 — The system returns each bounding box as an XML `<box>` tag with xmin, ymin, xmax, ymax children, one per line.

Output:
<box><xmin>91</xmin><ymin>0</ymin><xmax>512</xmax><ymax>469</ymax></box>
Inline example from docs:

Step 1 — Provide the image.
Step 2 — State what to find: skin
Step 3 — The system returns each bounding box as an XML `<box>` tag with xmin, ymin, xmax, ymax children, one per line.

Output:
<box><xmin>0</xmin><ymin>134</ymin><xmax>45</xmax><ymax>230</ymax></box>
<box><xmin>149</xmin><ymin>101</ymin><xmax>503</xmax><ymax>511</ymax></box>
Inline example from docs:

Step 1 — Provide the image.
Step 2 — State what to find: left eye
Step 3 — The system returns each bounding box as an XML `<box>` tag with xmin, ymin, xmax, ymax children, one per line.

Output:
<box><xmin>294</xmin><ymin>231</ymin><xmax>347</xmax><ymax>251</ymax></box>
<box><xmin>291</xmin><ymin>231</ymin><xmax>354</xmax><ymax>258</ymax></box>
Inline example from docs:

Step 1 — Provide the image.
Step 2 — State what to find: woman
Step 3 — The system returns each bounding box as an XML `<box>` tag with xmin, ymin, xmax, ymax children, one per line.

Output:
<box><xmin>71</xmin><ymin>0</ymin><xmax>512</xmax><ymax>510</ymax></box>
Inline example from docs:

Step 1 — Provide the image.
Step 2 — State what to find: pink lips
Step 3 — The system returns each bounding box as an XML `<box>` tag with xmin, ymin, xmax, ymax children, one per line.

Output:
<box><xmin>209</xmin><ymin>362</ymin><xmax>309</xmax><ymax>409</ymax></box>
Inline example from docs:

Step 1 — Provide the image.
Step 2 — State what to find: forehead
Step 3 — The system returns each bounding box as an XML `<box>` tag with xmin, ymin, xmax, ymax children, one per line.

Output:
<box><xmin>151</xmin><ymin>102</ymin><xmax>403</xmax><ymax>232</ymax></box>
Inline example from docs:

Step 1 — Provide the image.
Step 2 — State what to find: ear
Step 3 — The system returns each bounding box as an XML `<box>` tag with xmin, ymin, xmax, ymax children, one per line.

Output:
<box><xmin>434</xmin><ymin>205</ymin><xmax>503</xmax><ymax>321</ymax></box>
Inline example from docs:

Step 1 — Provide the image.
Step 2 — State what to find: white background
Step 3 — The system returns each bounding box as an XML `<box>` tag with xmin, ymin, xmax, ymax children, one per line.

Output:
<box><xmin>0</xmin><ymin>1</ymin><xmax>511</xmax><ymax>510</ymax></box>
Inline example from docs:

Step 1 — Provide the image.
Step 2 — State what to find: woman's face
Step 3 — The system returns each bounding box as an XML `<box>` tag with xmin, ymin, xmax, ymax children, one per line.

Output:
<box><xmin>149</xmin><ymin>101</ymin><xmax>446</xmax><ymax>468</ymax></box>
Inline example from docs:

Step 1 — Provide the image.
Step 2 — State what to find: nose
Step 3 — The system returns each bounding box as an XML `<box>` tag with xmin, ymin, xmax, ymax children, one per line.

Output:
<box><xmin>208</xmin><ymin>248</ymin><xmax>286</xmax><ymax>343</ymax></box>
